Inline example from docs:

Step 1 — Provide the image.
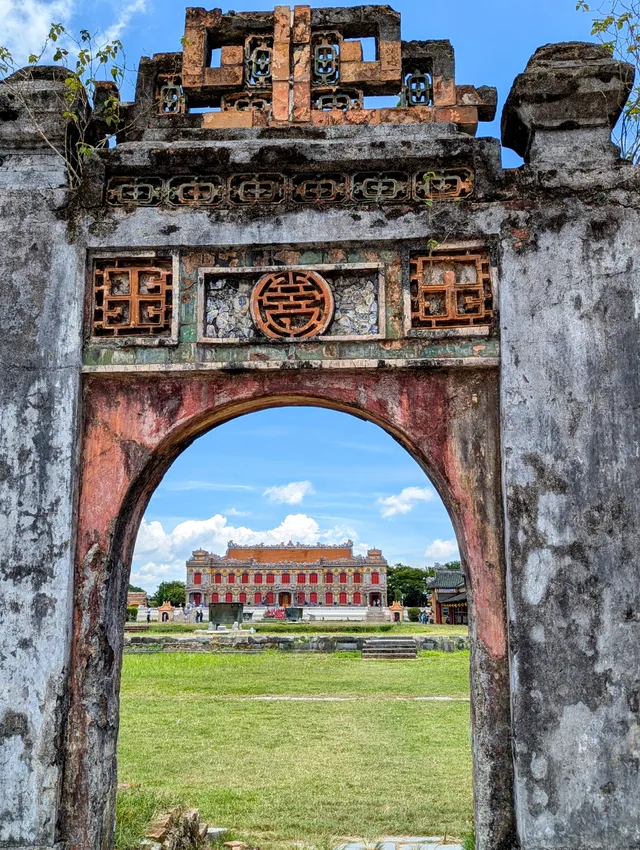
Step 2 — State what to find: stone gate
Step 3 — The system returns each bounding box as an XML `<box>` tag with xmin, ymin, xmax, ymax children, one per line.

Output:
<box><xmin>1</xmin><ymin>7</ymin><xmax>639</xmax><ymax>850</ymax></box>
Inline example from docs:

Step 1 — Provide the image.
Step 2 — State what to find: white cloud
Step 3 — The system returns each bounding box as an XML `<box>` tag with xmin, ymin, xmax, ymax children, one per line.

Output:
<box><xmin>0</xmin><ymin>0</ymin><xmax>73</xmax><ymax>63</ymax></box>
<box><xmin>102</xmin><ymin>0</ymin><xmax>146</xmax><ymax>44</ymax></box>
<box><xmin>263</xmin><ymin>480</ymin><xmax>315</xmax><ymax>505</ymax></box>
<box><xmin>377</xmin><ymin>486</ymin><xmax>434</xmax><ymax>518</ymax></box>
<box><xmin>131</xmin><ymin>512</ymin><xmax>355</xmax><ymax>592</ymax></box>
<box><xmin>161</xmin><ymin>481</ymin><xmax>255</xmax><ymax>492</ymax></box>
<box><xmin>225</xmin><ymin>508</ymin><xmax>251</xmax><ymax>517</ymax></box>
<box><xmin>0</xmin><ymin>0</ymin><xmax>146</xmax><ymax>70</ymax></box>
<box><xmin>424</xmin><ymin>539</ymin><xmax>460</xmax><ymax>561</ymax></box>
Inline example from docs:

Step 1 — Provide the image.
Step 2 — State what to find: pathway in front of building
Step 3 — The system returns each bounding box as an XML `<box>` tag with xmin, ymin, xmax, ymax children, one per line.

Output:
<box><xmin>336</xmin><ymin>839</ymin><xmax>463</xmax><ymax>850</ymax></box>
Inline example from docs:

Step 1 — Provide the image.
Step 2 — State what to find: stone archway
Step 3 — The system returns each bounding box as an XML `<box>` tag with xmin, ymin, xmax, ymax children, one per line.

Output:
<box><xmin>59</xmin><ymin>366</ymin><xmax>513</xmax><ymax>850</ymax></box>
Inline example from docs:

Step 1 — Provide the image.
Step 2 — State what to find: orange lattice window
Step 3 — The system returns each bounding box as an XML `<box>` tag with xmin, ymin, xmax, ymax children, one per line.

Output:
<box><xmin>410</xmin><ymin>249</ymin><xmax>493</xmax><ymax>329</ymax></box>
<box><xmin>93</xmin><ymin>258</ymin><xmax>173</xmax><ymax>337</ymax></box>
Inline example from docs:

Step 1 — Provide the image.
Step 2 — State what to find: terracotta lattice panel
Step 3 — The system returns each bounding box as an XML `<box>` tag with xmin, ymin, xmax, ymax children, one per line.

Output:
<box><xmin>93</xmin><ymin>259</ymin><xmax>173</xmax><ymax>337</ymax></box>
<box><xmin>250</xmin><ymin>269</ymin><xmax>335</xmax><ymax>339</ymax></box>
<box><xmin>410</xmin><ymin>249</ymin><xmax>493</xmax><ymax>329</ymax></box>
<box><xmin>105</xmin><ymin>169</ymin><xmax>473</xmax><ymax>207</ymax></box>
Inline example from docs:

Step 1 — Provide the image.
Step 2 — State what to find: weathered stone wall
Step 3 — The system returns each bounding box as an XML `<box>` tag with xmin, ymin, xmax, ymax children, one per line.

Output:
<box><xmin>0</xmin><ymin>76</ymin><xmax>82</xmax><ymax>846</ymax></box>
<box><xmin>499</xmin><ymin>43</ymin><xmax>640</xmax><ymax>849</ymax></box>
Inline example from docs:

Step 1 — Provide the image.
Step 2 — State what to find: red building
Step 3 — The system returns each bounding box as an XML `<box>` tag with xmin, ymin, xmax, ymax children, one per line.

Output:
<box><xmin>186</xmin><ymin>541</ymin><xmax>387</xmax><ymax>608</ymax></box>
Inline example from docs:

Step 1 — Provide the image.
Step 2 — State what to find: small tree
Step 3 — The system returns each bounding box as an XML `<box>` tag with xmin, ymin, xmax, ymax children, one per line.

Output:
<box><xmin>386</xmin><ymin>564</ymin><xmax>430</xmax><ymax>607</ymax></box>
<box><xmin>577</xmin><ymin>0</ymin><xmax>640</xmax><ymax>161</ymax></box>
<box><xmin>151</xmin><ymin>581</ymin><xmax>186</xmax><ymax>608</ymax></box>
<box><xmin>0</xmin><ymin>24</ymin><xmax>126</xmax><ymax>184</ymax></box>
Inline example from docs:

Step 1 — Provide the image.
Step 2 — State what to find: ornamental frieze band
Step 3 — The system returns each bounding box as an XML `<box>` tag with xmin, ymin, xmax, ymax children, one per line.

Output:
<box><xmin>105</xmin><ymin>169</ymin><xmax>474</xmax><ymax>207</ymax></box>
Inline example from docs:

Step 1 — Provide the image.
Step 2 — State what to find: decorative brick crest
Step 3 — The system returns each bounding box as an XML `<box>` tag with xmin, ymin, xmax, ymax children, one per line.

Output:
<box><xmin>410</xmin><ymin>249</ymin><xmax>493</xmax><ymax>329</ymax></box>
<box><xmin>250</xmin><ymin>269</ymin><xmax>334</xmax><ymax>339</ymax></box>
<box><xmin>92</xmin><ymin>259</ymin><xmax>173</xmax><ymax>337</ymax></box>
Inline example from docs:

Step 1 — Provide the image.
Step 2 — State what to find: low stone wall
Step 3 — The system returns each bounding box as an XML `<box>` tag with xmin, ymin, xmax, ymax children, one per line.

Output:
<box><xmin>124</xmin><ymin>633</ymin><xmax>470</xmax><ymax>654</ymax></box>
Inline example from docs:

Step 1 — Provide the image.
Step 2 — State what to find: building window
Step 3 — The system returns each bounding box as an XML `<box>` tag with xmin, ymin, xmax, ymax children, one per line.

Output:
<box><xmin>310</xmin><ymin>591</ymin><xmax>318</xmax><ymax>604</ymax></box>
<box><xmin>241</xmin><ymin>572</ymin><xmax>249</xmax><ymax>584</ymax></box>
<box><xmin>326</xmin><ymin>571</ymin><xmax>333</xmax><ymax>583</ymax></box>
<box><xmin>239</xmin><ymin>591</ymin><xmax>247</xmax><ymax>603</ymax></box>
<box><xmin>353</xmin><ymin>572</ymin><xmax>361</xmax><ymax>584</ymax></box>
<box><xmin>298</xmin><ymin>591</ymin><xmax>306</xmax><ymax>604</ymax></box>
<box><xmin>325</xmin><ymin>591</ymin><xmax>333</xmax><ymax>604</ymax></box>
<box><xmin>282</xmin><ymin>572</ymin><xmax>290</xmax><ymax>584</ymax></box>
<box><xmin>353</xmin><ymin>592</ymin><xmax>361</xmax><ymax>604</ymax></box>
<box><xmin>194</xmin><ymin>572</ymin><xmax>202</xmax><ymax>585</ymax></box>
<box><xmin>339</xmin><ymin>572</ymin><xmax>347</xmax><ymax>584</ymax></box>
<box><xmin>297</xmin><ymin>572</ymin><xmax>305</xmax><ymax>584</ymax></box>
<box><xmin>339</xmin><ymin>591</ymin><xmax>347</xmax><ymax>604</ymax></box>
<box><xmin>266</xmin><ymin>591</ymin><xmax>275</xmax><ymax>605</ymax></box>
<box><xmin>215</xmin><ymin>572</ymin><xmax>222</xmax><ymax>584</ymax></box>
<box><xmin>266</xmin><ymin>573</ymin><xmax>275</xmax><ymax>585</ymax></box>
<box><xmin>254</xmin><ymin>592</ymin><xmax>262</xmax><ymax>604</ymax></box>
<box><xmin>255</xmin><ymin>573</ymin><xmax>263</xmax><ymax>584</ymax></box>
<box><xmin>228</xmin><ymin>572</ymin><xmax>235</xmax><ymax>583</ymax></box>
<box><xmin>211</xmin><ymin>592</ymin><xmax>219</xmax><ymax>603</ymax></box>
<box><xmin>310</xmin><ymin>572</ymin><xmax>319</xmax><ymax>584</ymax></box>
<box><xmin>371</xmin><ymin>571</ymin><xmax>379</xmax><ymax>585</ymax></box>
<box><xmin>225</xmin><ymin>592</ymin><xmax>233</xmax><ymax>603</ymax></box>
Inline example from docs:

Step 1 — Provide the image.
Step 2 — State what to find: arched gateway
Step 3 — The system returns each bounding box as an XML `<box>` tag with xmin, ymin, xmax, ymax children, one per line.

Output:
<box><xmin>1</xmin><ymin>7</ymin><xmax>639</xmax><ymax>850</ymax></box>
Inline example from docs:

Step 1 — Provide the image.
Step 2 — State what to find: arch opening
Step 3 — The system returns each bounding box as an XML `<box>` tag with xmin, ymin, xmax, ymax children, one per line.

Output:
<box><xmin>61</xmin><ymin>370</ymin><xmax>514</xmax><ymax>850</ymax></box>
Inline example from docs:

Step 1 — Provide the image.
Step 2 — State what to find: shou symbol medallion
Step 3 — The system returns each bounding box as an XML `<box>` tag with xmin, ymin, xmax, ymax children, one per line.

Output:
<box><xmin>250</xmin><ymin>270</ymin><xmax>335</xmax><ymax>340</ymax></box>
<box><xmin>106</xmin><ymin>169</ymin><xmax>473</xmax><ymax>207</ymax></box>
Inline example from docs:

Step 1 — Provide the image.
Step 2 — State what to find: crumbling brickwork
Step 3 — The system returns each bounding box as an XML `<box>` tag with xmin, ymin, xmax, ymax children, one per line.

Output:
<box><xmin>0</xmin><ymin>9</ymin><xmax>639</xmax><ymax>850</ymax></box>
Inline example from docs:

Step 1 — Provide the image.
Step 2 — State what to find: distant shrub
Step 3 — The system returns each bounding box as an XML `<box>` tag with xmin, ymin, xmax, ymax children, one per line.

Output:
<box><xmin>408</xmin><ymin>607</ymin><xmax>421</xmax><ymax>622</ymax></box>
<box><xmin>126</xmin><ymin>606</ymin><xmax>139</xmax><ymax>622</ymax></box>
<box><xmin>378</xmin><ymin>624</ymin><xmax>392</xmax><ymax>632</ymax></box>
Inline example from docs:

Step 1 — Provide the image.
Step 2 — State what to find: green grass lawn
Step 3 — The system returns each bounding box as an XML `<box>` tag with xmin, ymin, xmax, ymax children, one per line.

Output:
<box><xmin>142</xmin><ymin>622</ymin><xmax>468</xmax><ymax>636</ymax></box>
<box><xmin>117</xmin><ymin>651</ymin><xmax>472</xmax><ymax>850</ymax></box>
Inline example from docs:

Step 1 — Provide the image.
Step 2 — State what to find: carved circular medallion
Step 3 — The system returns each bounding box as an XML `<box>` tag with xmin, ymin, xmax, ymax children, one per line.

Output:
<box><xmin>250</xmin><ymin>269</ymin><xmax>334</xmax><ymax>340</ymax></box>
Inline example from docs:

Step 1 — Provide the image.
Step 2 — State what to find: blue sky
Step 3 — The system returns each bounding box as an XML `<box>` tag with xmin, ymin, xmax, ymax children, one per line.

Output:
<box><xmin>2</xmin><ymin>0</ymin><xmax>599</xmax><ymax>591</ymax></box>
<box><xmin>132</xmin><ymin>408</ymin><xmax>460</xmax><ymax>590</ymax></box>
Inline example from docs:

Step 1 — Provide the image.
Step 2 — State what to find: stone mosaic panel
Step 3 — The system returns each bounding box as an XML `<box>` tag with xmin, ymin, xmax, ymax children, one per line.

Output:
<box><xmin>204</xmin><ymin>265</ymin><xmax>380</xmax><ymax>341</ymax></box>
